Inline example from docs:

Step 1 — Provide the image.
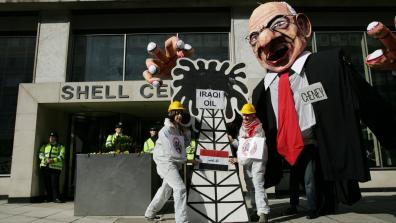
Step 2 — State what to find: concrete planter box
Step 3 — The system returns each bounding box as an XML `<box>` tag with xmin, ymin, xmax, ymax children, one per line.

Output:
<box><xmin>74</xmin><ymin>153</ymin><xmax>160</xmax><ymax>216</ymax></box>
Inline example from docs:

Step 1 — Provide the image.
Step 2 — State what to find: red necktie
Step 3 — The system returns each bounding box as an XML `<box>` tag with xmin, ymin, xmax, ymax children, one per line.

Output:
<box><xmin>276</xmin><ymin>71</ymin><xmax>304</xmax><ymax>166</ymax></box>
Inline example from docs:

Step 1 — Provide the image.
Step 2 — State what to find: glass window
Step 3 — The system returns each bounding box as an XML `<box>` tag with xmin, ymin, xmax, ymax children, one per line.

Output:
<box><xmin>366</xmin><ymin>33</ymin><xmax>396</xmax><ymax>111</ymax></box>
<box><xmin>316</xmin><ymin>32</ymin><xmax>365</xmax><ymax>74</ymax></box>
<box><xmin>71</xmin><ymin>33</ymin><xmax>229</xmax><ymax>81</ymax></box>
<box><xmin>71</xmin><ymin>35</ymin><xmax>124</xmax><ymax>82</ymax></box>
<box><xmin>366</xmin><ymin>33</ymin><xmax>396</xmax><ymax>167</ymax></box>
<box><xmin>179</xmin><ymin>33</ymin><xmax>229</xmax><ymax>60</ymax></box>
<box><xmin>0</xmin><ymin>36</ymin><xmax>35</xmax><ymax>174</ymax></box>
<box><xmin>125</xmin><ymin>34</ymin><xmax>169</xmax><ymax>81</ymax></box>
<box><xmin>316</xmin><ymin>32</ymin><xmax>380</xmax><ymax>167</ymax></box>
<box><xmin>125</xmin><ymin>33</ymin><xmax>229</xmax><ymax>80</ymax></box>
<box><xmin>315</xmin><ymin>31</ymin><xmax>396</xmax><ymax>168</ymax></box>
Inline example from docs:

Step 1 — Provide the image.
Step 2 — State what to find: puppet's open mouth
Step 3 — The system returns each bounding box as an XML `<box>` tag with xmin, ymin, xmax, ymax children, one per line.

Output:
<box><xmin>267</xmin><ymin>45</ymin><xmax>289</xmax><ymax>62</ymax></box>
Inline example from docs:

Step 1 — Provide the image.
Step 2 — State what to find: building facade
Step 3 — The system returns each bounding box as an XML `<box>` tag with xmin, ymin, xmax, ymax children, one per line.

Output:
<box><xmin>0</xmin><ymin>0</ymin><xmax>395</xmax><ymax>201</ymax></box>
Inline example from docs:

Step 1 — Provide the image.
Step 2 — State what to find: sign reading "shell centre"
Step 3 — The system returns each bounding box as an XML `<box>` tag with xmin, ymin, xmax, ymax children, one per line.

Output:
<box><xmin>59</xmin><ymin>81</ymin><xmax>172</xmax><ymax>102</ymax></box>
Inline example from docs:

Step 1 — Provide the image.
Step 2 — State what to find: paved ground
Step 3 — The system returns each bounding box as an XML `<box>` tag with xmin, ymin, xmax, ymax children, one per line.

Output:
<box><xmin>0</xmin><ymin>192</ymin><xmax>395</xmax><ymax>223</ymax></box>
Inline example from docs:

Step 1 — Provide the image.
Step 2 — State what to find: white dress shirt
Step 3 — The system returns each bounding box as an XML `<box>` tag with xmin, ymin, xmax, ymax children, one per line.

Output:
<box><xmin>264</xmin><ymin>51</ymin><xmax>316</xmax><ymax>144</ymax></box>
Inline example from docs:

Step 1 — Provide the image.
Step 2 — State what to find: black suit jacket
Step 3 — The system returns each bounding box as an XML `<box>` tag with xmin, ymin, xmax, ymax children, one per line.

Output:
<box><xmin>253</xmin><ymin>49</ymin><xmax>395</xmax><ymax>187</ymax></box>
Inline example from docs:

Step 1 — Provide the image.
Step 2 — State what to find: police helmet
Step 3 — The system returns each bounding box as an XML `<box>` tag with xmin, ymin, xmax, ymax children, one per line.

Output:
<box><xmin>49</xmin><ymin>131</ymin><xmax>58</xmax><ymax>138</ymax></box>
<box><xmin>115</xmin><ymin>122</ymin><xmax>123</xmax><ymax>128</ymax></box>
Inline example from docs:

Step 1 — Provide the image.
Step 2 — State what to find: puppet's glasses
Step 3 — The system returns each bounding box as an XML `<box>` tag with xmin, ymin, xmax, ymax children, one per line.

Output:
<box><xmin>246</xmin><ymin>15</ymin><xmax>295</xmax><ymax>47</ymax></box>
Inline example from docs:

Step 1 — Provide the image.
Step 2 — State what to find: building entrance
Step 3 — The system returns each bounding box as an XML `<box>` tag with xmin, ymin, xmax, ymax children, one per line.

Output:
<box><xmin>65</xmin><ymin>112</ymin><xmax>163</xmax><ymax>199</ymax></box>
<box><xmin>71</xmin><ymin>113</ymin><xmax>125</xmax><ymax>154</ymax></box>
<box><xmin>65</xmin><ymin>112</ymin><xmax>155</xmax><ymax>199</ymax></box>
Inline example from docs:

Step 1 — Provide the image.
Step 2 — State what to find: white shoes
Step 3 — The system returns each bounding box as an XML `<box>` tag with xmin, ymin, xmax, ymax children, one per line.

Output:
<box><xmin>258</xmin><ymin>213</ymin><xmax>268</xmax><ymax>223</ymax></box>
<box><xmin>145</xmin><ymin>215</ymin><xmax>162</xmax><ymax>221</ymax></box>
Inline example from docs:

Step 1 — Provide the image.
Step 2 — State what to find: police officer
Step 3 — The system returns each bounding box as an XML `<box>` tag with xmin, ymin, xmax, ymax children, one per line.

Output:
<box><xmin>143</xmin><ymin>127</ymin><xmax>158</xmax><ymax>153</ymax></box>
<box><xmin>38</xmin><ymin>131</ymin><xmax>65</xmax><ymax>203</ymax></box>
<box><xmin>186</xmin><ymin>138</ymin><xmax>196</xmax><ymax>161</ymax></box>
<box><xmin>185</xmin><ymin>138</ymin><xmax>196</xmax><ymax>189</ymax></box>
<box><xmin>105</xmin><ymin>122</ymin><xmax>124</xmax><ymax>148</ymax></box>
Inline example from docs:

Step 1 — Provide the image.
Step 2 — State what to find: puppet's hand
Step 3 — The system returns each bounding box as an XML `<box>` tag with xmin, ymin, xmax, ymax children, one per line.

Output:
<box><xmin>142</xmin><ymin>36</ymin><xmax>194</xmax><ymax>87</ymax></box>
<box><xmin>365</xmin><ymin>17</ymin><xmax>396</xmax><ymax>70</ymax></box>
<box><xmin>229</xmin><ymin>157</ymin><xmax>238</xmax><ymax>164</ymax></box>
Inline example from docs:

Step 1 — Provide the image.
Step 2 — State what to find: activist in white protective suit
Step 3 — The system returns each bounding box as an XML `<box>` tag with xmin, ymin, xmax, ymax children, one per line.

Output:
<box><xmin>145</xmin><ymin>100</ymin><xmax>191</xmax><ymax>223</ymax></box>
<box><xmin>229</xmin><ymin>103</ymin><xmax>270</xmax><ymax>223</ymax></box>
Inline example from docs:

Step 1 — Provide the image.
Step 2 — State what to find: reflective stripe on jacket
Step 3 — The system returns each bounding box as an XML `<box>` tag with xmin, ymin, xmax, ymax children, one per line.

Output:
<box><xmin>106</xmin><ymin>133</ymin><xmax>122</xmax><ymax>147</ymax></box>
<box><xmin>39</xmin><ymin>143</ymin><xmax>65</xmax><ymax>170</ymax></box>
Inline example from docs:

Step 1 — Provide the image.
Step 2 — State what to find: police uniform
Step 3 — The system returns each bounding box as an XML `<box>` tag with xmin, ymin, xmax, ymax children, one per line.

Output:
<box><xmin>38</xmin><ymin>132</ymin><xmax>65</xmax><ymax>203</ymax></box>
<box><xmin>143</xmin><ymin>127</ymin><xmax>158</xmax><ymax>153</ymax></box>
<box><xmin>105</xmin><ymin>122</ymin><xmax>124</xmax><ymax>148</ymax></box>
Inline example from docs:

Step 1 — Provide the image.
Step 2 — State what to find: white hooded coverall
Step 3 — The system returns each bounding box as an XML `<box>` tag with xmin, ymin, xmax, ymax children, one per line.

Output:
<box><xmin>145</xmin><ymin>118</ymin><xmax>191</xmax><ymax>223</ymax></box>
<box><xmin>233</xmin><ymin>123</ymin><xmax>270</xmax><ymax>216</ymax></box>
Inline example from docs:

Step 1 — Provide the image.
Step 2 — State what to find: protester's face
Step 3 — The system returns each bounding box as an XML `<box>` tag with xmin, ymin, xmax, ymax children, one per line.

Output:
<box><xmin>174</xmin><ymin>110</ymin><xmax>183</xmax><ymax>124</ymax></box>
<box><xmin>150</xmin><ymin>130</ymin><xmax>157</xmax><ymax>137</ymax></box>
<box><xmin>49</xmin><ymin>136</ymin><xmax>57</xmax><ymax>144</ymax></box>
<box><xmin>242</xmin><ymin>114</ymin><xmax>255</xmax><ymax>122</ymax></box>
<box><xmin>248</xmin><ymin>2</ymin><xmax>310</xmax><ymax>73</ymax></box>
<box><xmin>115</xmin><ymin>127</ymin><xmax>122</xmax><ymax>134</ymax></box>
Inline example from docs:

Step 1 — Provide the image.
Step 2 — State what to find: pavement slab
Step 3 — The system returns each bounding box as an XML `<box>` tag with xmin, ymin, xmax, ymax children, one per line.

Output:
<box><xmin>0</xmin><ymin>192</ymin><xmax>395</xmax><ymax>223</ymax></box>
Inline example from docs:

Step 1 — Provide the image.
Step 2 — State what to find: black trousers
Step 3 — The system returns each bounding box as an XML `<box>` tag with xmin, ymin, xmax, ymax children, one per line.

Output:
<box><xmin>289</xmin><ymin>145</ymin><xmax>361</xmax><ymax>215</ymax></box>
<box><xmin>314</xmin><ymin>164</ymin><xmax>361</xmax><ymax>215</ymax></box>
<box><xmin>41</xmin><ymin>167</ymin><xmax>61</xmax><ymax>201</ymax></box>
<box><xmin>289</xmin><ymin>145</ymin><xmax>317</xmax><ymax>211</ymax></box>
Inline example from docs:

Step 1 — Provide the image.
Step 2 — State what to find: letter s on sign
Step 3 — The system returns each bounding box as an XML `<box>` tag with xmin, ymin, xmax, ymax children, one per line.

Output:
<box><xmin>61</xmin><ymin>85</ymin><xmax>74</xmax><ymax>100</ymax></box>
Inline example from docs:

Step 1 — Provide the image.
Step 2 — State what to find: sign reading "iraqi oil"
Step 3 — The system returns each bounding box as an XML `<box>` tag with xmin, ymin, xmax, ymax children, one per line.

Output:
<box><xmin>196</xmin><ymin>89</ymin><xmax>225</xmax><ymax>109</ymax></box>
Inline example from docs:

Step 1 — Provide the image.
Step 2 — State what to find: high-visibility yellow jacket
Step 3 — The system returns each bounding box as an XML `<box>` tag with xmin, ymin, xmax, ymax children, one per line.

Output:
<box><xmin>143</xmin><ymin>138</ymin><xmax>156</xmax><ymax>153</ymax></box>
<box><xmin>186</xmin><ymin>139</ymin><xmax>196</xmax><ymax>161</ymax></box>
<box><xmin>105</xmin><ymin>133</ymin><xmax>122</xmax><ymax>148</ymax></box>
<box><xmin>39</xmin><ymin>143</ymin><xmax>65</xmax><ymax>170</ymax></box>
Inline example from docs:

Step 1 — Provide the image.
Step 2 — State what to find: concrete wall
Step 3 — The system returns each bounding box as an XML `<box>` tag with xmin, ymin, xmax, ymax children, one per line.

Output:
<box><xmin>231</xmin><ymin>8</ymin><xmax>266</xmax><ymax>102</ymax></box>
<box><xmin>74</xmin><ymin>154</ymin><xmax>158</xmax><ymax>216</ymax></box>
<box><xmin>0</xmin><ymin>0</ymin><xmax>395</xmax><ymax>10</ymax></box>
<box><xmin>8</xmin><ymin>85</ymin><xmax>39</xmax><ymax>199</ymax></box>
<box><xmin>0</xmin><ymin>176</ymin><xmax>10</xmax><ymax>197</ymax></box>
<box><xmin>34</xmin><ymin>11</ymin><xmax>70</xmax><ymax>83</ymax></box>
<box><xmin>360</xmin><ymin>170</ymin><xmax>396</xmax><ymax>189</ymax></box>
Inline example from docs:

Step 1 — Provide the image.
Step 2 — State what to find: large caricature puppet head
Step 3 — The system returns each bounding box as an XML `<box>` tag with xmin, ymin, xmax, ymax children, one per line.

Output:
<box><xmin>248</xmin><ymin>2</ymin><xmax>312</xmax><ymax>73</ymax></box>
